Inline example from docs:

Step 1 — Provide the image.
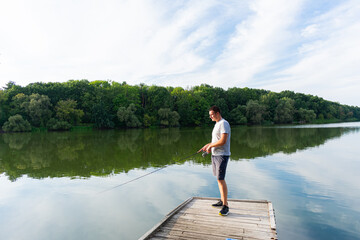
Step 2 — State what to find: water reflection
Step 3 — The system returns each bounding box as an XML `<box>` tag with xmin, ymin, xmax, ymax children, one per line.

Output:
<box><xmin>225</xmin><ymin>130</ymin><xmax>360</xmax><ymax>239</ymax></box>
<box><xmin>1</xmin><ymin>125</ymin><xmax>359</xmax><ymax>181</ymax></box>
<box><xmin>1</xmin><ymin>123</ymin><xmax>360</xmax><ymax>240</ymax></box>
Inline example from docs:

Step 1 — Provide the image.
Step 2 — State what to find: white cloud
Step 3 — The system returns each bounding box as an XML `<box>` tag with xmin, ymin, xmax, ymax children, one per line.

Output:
<box><xmin>0</xmin><ymin>0</ymin><xmax>226</xmax><ymax>85</ymax></box>
<box><xmin>0</xmin><ymin>0</ymin><xmax>359</xmax><ymax>106</ymax></box>
<box><xmin>301</xmin><ymin>24</ymin><xmax>319</xmax><ymax>38</ymax></box>
<box><xmin>146</xmin><ymin>0</ymin><xmax>305</xmax><ymax>87</ymax></box>
<box><xmin>210</xmin><ymin>0</ymin><xmax>303</xmax><ymax>85</ymax></box>
<box><xmin>260</xmin><ymin>0</ymin><xmax>360</xmax><ymax>106</ymax></box>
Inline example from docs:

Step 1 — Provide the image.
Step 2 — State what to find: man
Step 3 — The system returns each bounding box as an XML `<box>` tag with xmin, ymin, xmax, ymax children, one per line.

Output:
<box><xmin>199</xmin><ymin>106</ymin><xmax>231</xmax><ymax>216</ymax></box>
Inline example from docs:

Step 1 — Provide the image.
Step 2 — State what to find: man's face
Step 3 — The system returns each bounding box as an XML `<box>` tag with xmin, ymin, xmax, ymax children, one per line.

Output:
<box><xmin>209</xmin><ymin>110</ymin><xmax>218</xmax><ymax>121</ymax></box>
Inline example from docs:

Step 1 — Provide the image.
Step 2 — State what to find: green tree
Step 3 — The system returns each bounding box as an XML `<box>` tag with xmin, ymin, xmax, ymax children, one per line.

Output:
<box><xmin>91</xmin><ymin>101</ymin><xmax>114</xmax><ymax>129</ymax></box>
<box><xmin>214</xmin><ymin>98</ymin><xmax>229</xmax><ymax>120</ymax></box>
<box><xmin>143</xmin><ymin>114</ymin><xmax>156</xmax><ymax>127</ymax></box>
<box><xmin>169</xmin><ymin>111</ymin><xmax>180</xmax><ymax>127</ymax></box>
<box><xmin>246</xmin><ymin>100</ymin><xmax>266</xmax><ymax>124</ymax></box>
<box><xmin>274</xmin><ymin>97</ymin><xmax>295</xmax><ymax>123</ymax></box>
<box><xmin>22</xmin><ymin>94</ymin><xmax>52</xmax><ymax>127</ymax></box>
<box><xmin>10</xmin><ymin>93</ymin><xmax>29</xmax><ymax>117</ymax></box>
<box><xmin>0</xmin><ymin>89</ymin><xmax>9</xmax><ymax>126</ymax></box>
<box><xmin>111</xmin><ymin>83</ymin><xmax>141</xmax><ymax>109</ymax></box>
<box><xmin>260</xmin><ymin>92</ymin><xmax>279</xmax><ymax>122</ymax></box>
<box><xmin>158</xmin><ymin>108</ymin><xmax>180</xmax><ymax>127</ymax></box>
<box><xmin>3</xmin><ymin>81</ymin><xmax>17</xmax><ymax>90</ymax></box>
<box><xmin>145</xmin><ymin>86</ymin><xmax>172</xmax><ymax>116</ymax></box>
<box><xmin>46</xmin><ymin>118</ymin><xmax>72</xmax><ymax>130</ymax></box>
<box><xmin>2</xmin><ymin>114</ymin><xmax>31</xmax><ymax>132</ymax></box>
<box><xmin>65</xmin><ymin>80</ymin><xmax>93</xmax><ymax>122</ymax></box>
<box><xmin>1</xmin><ymin>80</ymin><xmax>360</xmax><ymax>130</ymax></box>
<box><xmin>230</xmin><ymin>105</ymin><xmax>247</xmax><ymax>124</ymax></box>
<box><xmin>172</xmin><ymin>87</ymin><xmax>195</xmax><ymax>126</ymax></box>
<box><xmin>192</xmin><ymin>84</ymin><xmax>225</xmax><ymax>107</ymax></box>
<box><xmin>117</xmin><ymin>103</ymin><xmax>142</xmax><ymax>128</ymax></box>
<box><xmin>226</xmin><ymin>88</ymin><xmax>248</xmax><ymax>109</ymax></box>
<box><xmin>326</xmin><ymin>104</ymin><xmax>337</xmax><ymax>119</ymax></box>
<box><xmin>298</xmin><ymin>108</ymin><xmax>316</xmax><ymax>123</ymax></box>
<box><xmin>192</xmin><ymin>92</ymin><xmax>211</xmax><ymax>126</ymax></box>
<box><xmin>55</xmin><ymin>99</ymin><xmax>84</xmax><ymax>125</ymax></box>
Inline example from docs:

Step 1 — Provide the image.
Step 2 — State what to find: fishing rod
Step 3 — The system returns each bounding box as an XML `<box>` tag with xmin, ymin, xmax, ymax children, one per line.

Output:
<box><xmin>98</xmin><ymin>151</ymin><xmax>209</xmax><ymax>194</ymax></box>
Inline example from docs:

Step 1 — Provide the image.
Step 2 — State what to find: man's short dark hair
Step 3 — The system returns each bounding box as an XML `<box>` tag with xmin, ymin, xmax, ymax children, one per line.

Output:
<box><xmin>209</xmin><ymin>106</ymin><xmax>221</xmax><ymax>114</ymax></box>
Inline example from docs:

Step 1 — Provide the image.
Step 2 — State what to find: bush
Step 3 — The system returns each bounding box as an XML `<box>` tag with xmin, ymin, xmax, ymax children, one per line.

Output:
<box><xmin>46</xmin><ymin>118</ymin><xmax>72</xmax><ymax>130</ymax></box>
<box><xmin>117</xmin><ymin>104</ymin><xmax>142</xmax><ymax>128</ymax></box>
<box><xmin>298</xmin><ymin>108</ymin><xmax>316</xmax><ymax>123</ymax></box>
<box><xmin>55</xmin><ymin>99</ymin><xmax>84</xmax><ymax>125</ymax></box>
<box><xmin>158</xmin><ymin>108</ymin><xmax>180</xmax><ymax>127</ymax></box>
<box><xmin>2</xmin><ymin>114</ymin><xmax>31</xmax><ymax>132</ymax></box>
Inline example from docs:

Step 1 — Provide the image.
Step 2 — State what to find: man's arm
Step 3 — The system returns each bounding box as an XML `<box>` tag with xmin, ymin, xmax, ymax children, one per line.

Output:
<box><xmin>198</xmin><ymin>133</ymin><xmax>228</xmax><ymax>153</ymax></box>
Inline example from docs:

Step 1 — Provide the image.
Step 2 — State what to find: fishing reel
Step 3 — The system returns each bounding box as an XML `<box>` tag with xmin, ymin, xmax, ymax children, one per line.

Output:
<box><xmin>201</xmin><ymin>151</ymin><xmax>209</xmax><ymax>157</ymax></box>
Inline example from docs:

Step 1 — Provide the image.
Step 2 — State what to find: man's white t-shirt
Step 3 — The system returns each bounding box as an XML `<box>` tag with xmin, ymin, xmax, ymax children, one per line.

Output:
<box><xmin>211</xmin><ymin>118</ymin><xmax>231</xmax><ymax>156</ymax></box>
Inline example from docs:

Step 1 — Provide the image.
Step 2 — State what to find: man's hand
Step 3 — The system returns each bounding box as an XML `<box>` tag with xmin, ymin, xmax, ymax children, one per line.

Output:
<box><xmin>198</xmin><ymin>133</ymin><xmax>228</xmax><ymax>153</ymax></box>
<box><xmin>198</xmin><ymin>143</ymin><xmax>212</xmax><ymax>153</ymax></box>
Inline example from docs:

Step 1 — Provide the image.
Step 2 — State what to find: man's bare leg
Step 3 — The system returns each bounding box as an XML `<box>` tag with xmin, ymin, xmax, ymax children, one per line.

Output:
<box><xmin>217</xmin><ymin>179</ymin><xmax>228</xmax><ymax>206</ymax></box>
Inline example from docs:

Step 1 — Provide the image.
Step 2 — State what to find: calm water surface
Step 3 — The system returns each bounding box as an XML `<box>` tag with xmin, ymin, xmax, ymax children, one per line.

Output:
<box><xmin>1</xmin><ymin>122</ymin><xmax>360</xmax><ymax>239</ymax></box>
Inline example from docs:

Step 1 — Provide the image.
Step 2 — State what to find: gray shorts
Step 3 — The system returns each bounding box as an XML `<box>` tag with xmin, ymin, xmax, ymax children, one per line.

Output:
<box><xmin>212</xmin><ymin>155</ymin><xmax>229</xmax><ymax>180</ymax></box>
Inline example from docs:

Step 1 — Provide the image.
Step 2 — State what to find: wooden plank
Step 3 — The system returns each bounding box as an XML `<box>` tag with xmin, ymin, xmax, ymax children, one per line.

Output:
<box><xmin>183</xmin><ymin>208</ymin><xmax>269</xmax><ymax>217</ymax></box>
<box><xmin>162</xmin><ymin>222</ymin><xmax>277</xmax><ymax>239</ymax></box>
<box><xmin>191</xmin><ymin>201</ymin><xmax>268</xmax><ymax>209</ymax></box>
<box><xmin>140</xmin><ymin>197</ymin><xmax>277</xmax><ymax>240</ymax></box>
<box><xmin>166</xmin><ymin>218</ymin><xmax>275</xmax><ymax>234</ymax></box>
<box><xmin>138</xmin><ymin>197</ymin><xmax>194</xmax><ymax>240</ymax></box>
<box><xmin>268</xmin><ymin>202</ymin><xmax>277</xmax><ymax>231</ymax></box>
<box><xmin>167</xmin><ymin>218</ymin><xmax>276</xmax><ymax>234</ymax></box>
<box><xmin>168</xmin><ymin>217</ymin><xmax>270</xmax><ymax>233</ymax></box>
<box><xmin>174</xmin><ymin>212</ymin><xmax>271</xmax><ymax>226</ymax></box>
<box><xmin>194</xmin><ymin>196</ymin><xmax>269</xmax><ymax>204</ymax></box>
<box><xmin>153</xmin><ymin>228</ymin><xmax>228</xmax><ymax>240</ymax></box>
<box><xmin>186</xmin><ymin>204</ymin><xmax>270</xmax><ymax>214</ymax></box>
<box><xmin>178</xmin><ymin>208</ymin><xmax>270</xmax><ymax>219</ymax></box>
<box><xmin>155</xmin><ymin>226</ymin><xmax>276</xmax><ymax>240</ymax></box>
<box><xmin>164</xmin><ymin>220</ymin><xmax>245</xmax><ymax>234</ymax></box>
<box><xmin>191</xmin><ymin>199</ymin><xmax>269</xmax><ymax>206</ymax></box>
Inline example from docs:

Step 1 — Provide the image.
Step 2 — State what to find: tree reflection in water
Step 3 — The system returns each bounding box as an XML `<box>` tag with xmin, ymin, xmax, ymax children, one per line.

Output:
<box><xmin>0</xmin><ymin>126</ymin><xmax>358</xmax><ymax>181</ymax></box>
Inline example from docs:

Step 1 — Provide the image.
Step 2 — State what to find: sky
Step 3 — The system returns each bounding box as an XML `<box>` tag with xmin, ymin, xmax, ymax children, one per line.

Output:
<box><xmin>0</xmin><ymin>0</ymin><xmax>359</xmax><ymax>106</ymax></box>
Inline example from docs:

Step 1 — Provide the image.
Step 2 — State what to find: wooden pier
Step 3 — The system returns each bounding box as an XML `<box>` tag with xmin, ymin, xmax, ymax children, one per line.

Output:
<box><xmin>140</xmin><ymin>197</ymin><xmax>277</xmax><ymax>240</ymax></box>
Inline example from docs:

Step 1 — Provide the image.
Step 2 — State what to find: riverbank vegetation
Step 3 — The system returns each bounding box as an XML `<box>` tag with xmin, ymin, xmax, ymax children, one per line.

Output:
<box><xmin>1</xmin><ymin>80</ymin><xmax>359</xmax><ymax>132</ymax></box>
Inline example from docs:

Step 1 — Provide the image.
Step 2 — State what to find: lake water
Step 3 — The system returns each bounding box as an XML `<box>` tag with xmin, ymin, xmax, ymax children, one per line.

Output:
<box><xmin>1</xmin><ymin>122</ymin><xmax>360</xmax><ymax>240</ymax></box>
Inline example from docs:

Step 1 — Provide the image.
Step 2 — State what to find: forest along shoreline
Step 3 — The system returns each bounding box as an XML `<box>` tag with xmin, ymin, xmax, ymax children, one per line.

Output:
<box><xmin>1</xmin><ymin>80</ymin><xmax>359</xmax><ymax>133</ymax></box>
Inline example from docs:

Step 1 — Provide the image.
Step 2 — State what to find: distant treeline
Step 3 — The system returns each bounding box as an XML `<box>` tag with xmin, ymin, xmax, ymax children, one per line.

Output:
<box><xmin>0</xmin><ymin>80</ymin><xmax>359</xmax><ymax>132</ymax></box>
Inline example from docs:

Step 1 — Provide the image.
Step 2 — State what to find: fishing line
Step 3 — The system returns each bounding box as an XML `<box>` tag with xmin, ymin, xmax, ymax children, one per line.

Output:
<box><xmin>98</xmin><ymin>151</ymin><xmax>207</xmax><ymax>194</ymax></box>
